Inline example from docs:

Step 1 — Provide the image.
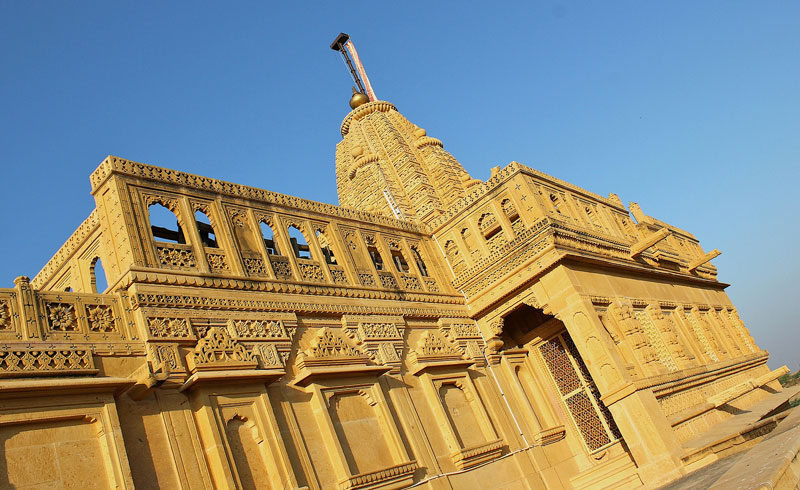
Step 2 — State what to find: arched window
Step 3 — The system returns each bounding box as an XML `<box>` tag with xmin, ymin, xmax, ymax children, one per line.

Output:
<box><xmin>390</xmin><ymin>249</ymin><xmax>410</xmax><ymax>273</ymax></box>
<box><xmin>148</xmin><ymin>203</ymin><xmax>185</xmax><ymax>244</ymax></box>
<box><xmin>259</xmin><ymin>221</ymin><xmax>280</xmax><ymax>255</ymax></box>
<box><xmin>460</xmin><ymin>228</ymin><xmax>473</xmax><ymax>251</ymax></box>
<box><xmin>584</xmin><ymin>206</ymin><xmax>601</xmax><ymax>228</ymax></box>
<box><xmin>478</xmin><ymin>213</ymin><xmax>502</xmax><ymax>242</ymax></box>
<box><xmin>194</xmin><ymin>210</ymin><xmax>218</xmax><ymax>248</ymax></box>
<box><xmin>502</xmin><ymin>198</ymin><xmax>523</xmax><ymax>234</ymax></box>
<box><xmin>549</xmin><ymin>194</ymin><xmax>564</xmax><ymax>215</ymax></box>
<box><xmin>91</xmin><ymin>257</ymin><xmax>107</xmax><ymax>293</ymax></box>
<box><xmin>316</xmin><ymin>229</ymin><xmax>337</xmax><ymax>265</ymax></box>
<box><xmin>444</xmin><ymin>240</ymin><xmax>459</xmax><ymax>262</ymax></box>
<box><xmin>288</xmin><ymin>225</ymin><xmax>311</xmax><ymax>259</ymax></box>
<box><xmin>411</xmin><ymin>246</ymin><xmax>429</xmax><ymax>277</ymax></box>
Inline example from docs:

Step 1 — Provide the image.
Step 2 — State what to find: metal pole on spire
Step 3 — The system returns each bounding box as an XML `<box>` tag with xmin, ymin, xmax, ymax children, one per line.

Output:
<box><xmin>330</xmin><ymin>33</ymin><xmax>377</xmax><ymax>102</ymax></box>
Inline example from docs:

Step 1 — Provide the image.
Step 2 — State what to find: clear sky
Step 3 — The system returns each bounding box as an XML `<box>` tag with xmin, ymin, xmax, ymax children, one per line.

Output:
<box><xmin>1</xmin><ymin>2</ymin><xmax>797</xmax><ymax>369</ymax></box>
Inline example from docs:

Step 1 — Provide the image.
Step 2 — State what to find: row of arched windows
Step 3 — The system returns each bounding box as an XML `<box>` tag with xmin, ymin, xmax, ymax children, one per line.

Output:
<box><xmin>146</xmin><ymin>202</ymin><xmax>427</xmax><ymax>278</ymax></box>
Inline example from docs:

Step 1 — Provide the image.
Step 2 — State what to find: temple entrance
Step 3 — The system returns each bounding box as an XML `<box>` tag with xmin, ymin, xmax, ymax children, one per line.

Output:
<box><xmin>537</xmin><ymin>331</ymin><xmax>622</xmax><ymax>452</ymax></box>
<box><xmin>503</xmin><ymin>305</ymin><xmax>623</xmax><ymax>454</ymax></box>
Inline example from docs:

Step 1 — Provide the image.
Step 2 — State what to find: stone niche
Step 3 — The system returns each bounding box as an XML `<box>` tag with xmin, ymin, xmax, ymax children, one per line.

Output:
<box><xmin>0</xmin><ymin>379</ymin><xmax>135</xmax><ymax>489</ymax></box>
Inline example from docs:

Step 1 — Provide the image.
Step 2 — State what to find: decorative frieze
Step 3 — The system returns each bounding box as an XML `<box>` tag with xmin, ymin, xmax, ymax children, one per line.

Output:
<box><xmin>147</xmin><ymin>317</ymin><xmax>191</xmax><ymax>338</ymax></box>
<box><xmin>0</xmin><ymin>348</ymin><xmax>96</xmax><ymax>377</ymax></box>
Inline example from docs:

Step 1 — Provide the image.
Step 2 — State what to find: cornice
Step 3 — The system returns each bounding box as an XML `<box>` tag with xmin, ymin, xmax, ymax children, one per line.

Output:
<box><xmin>120</xmin><ymin>267</ymin><xmax>466</xmax><ymax>306</ymax></box>
<box><xmin>130</xmin><ymin>290</ymin><xmax>470</xmax><ymax>319</ymax></box>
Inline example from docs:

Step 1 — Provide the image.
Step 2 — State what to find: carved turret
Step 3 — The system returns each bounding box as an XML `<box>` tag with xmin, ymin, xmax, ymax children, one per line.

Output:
<box><xmin>335</xmin><ymin>101</ymin><xmax>480</xmax><ymax>223</ymax></box>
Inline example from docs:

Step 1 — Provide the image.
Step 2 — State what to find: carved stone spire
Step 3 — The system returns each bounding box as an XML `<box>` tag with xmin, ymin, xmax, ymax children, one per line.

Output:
<box><xmin>335</xmin><ymin>101</ymin><xmax>481</xmax><ymax>223</ymax></box>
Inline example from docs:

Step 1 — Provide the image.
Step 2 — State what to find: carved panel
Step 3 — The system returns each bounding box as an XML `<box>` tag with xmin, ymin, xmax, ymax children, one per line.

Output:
<box><xmin>186</xmin><ymin>327</ymin><xmax>257</xmax><ymax>372</ymax></box>
<box><xmin>377</xmin><ymin>271</ymin><xmax>397</xmax><ymax>289</ymax></box>
<box><xmin>147</xmin><ymin>317</ymin><xmax>191</xmax><ymax>339</ymax></box>
<box><xmin>0</xmin><ymin>348</ymin><xmax>96</xmax><ymax>377</ymax></box>
<box><xmin>228</xmin><ymin>319</ymin><xmax>288</xmax><ymax>339</ymax></box>
<box><xmin>269</xmin><ymin>255</ymin><xmax>293</xmax><ymax>280</ymax></box>
<box><xmin>156</xmin><ymin>244</ymin><xmax>196</xmax><ymax>269</ymax></box>
<box><xmin>0</xmin><ymin>299</ymin><xmax>13</xmax><ymax>331</ymax></box>
<box><xmin>423</xmin><ymin>277</ymin><xmax>439</xmax><ymax>292</ymax></box>
<box><xmin>358</xmin><ymin>273</ymin><xmax>376</xmax><ymax>287</ymax></box>
<box><xmin>205</xmin><ymin>250</ymin><xmax>229</xmax><ymax>272</ymax></box>
<box><xmin>400</xmin><ymin>274</ymin><xmax>421</xmax><ymax>290</ymax></box>
<box><xmin>298</xmin><ymin>259</ymin><xmax>325</xmax><ymax>282</ymax></box>
<box><xmin>242</xmin><ymin>255</ymin><xmax>267</xmax><ymax>276</ymax></box>
<box><xmin>329</xmin><ymin>266</ymin><xmax>348</xmax><ymax>285</ymax></box>
<box><xmin>85</xmin><ymin>304</ymin><xmax>116</xmax><ymax>333</ymax></box>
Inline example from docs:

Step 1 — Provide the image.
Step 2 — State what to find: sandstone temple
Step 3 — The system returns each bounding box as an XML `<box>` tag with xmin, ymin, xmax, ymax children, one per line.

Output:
<box><xmin>0</xmin><ymin>93</ymin><xmax>798</xmax><ymax>489</ymax></box>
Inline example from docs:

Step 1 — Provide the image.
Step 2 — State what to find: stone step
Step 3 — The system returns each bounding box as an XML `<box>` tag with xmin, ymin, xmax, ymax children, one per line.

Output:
<box><xmin>680</xmin><ymin>385</ymin><xmax>800</xmax><ymax>468</ymax></box>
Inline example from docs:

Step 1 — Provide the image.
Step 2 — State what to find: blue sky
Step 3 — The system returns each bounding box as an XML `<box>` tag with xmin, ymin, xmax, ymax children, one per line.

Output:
<box><xmin>1</xmin><ymin>2</ymin><xmax>797</xmax><ymax>369</ymax></box>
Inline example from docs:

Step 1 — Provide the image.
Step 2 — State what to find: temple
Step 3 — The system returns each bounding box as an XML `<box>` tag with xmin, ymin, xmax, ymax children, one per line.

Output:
<box><xmin>0</xmin><ymin>94</ymin><xmax>797</xmax><ymax>489</ymax></box>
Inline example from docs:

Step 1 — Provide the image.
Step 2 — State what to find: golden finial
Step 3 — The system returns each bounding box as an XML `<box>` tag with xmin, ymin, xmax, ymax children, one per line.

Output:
<box><xmin>349</xmin><ymin>86</ymin><xmax>370</xmax><ymax>109</ymax></box>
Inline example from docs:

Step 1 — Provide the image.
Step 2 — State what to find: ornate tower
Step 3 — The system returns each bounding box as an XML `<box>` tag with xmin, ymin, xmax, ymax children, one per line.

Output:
<box><xmin>335</xmin><ymin>100</ymin><xmax>481</xmax><ymax>223</ymax></box>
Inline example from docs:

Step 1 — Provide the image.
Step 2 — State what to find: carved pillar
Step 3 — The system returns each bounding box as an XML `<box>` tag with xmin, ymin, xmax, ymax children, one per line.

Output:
<box><xmin>14</xmin><ymin>276</ymin><xmax>40</xmax><ymax>340</ymax></box>
<box><xmin>606</xmin><ymin>300</ymin><xmax>665</xmax><ymax>377</ymax></box>
<box><xmin>646</xmin><ymin>305</ymin><xmax>694</xmax><ymax>370</ymax></box>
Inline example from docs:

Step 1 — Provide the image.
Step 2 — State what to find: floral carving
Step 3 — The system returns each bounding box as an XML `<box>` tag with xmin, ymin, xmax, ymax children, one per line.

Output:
<box><xmin>270</xmin><ymin>256</ymin><xmax>293</xmax><ymax>279</ymax></box>
<box><xmin>452</xmin><ymin>323</ymin><xmax>480</xmax><ymax>338</ymax></box>
<box><xmin>243</xmin><ymin>257</ymin><xmax>267</xmax><ymax>276</ymax></box>
<box><xmin>299</xmin><ymin>262</ymin><xmax>325</xmax><ymax>282</ymax></box>
<box><xmin>378</xmin><ymin>272</ymin><xmax>398</xmax><ymax>289</ymax></box>
<box><xmin>148</xmin><ymin>317</ymin><xmax>190</xmax><ymax>337</ymax></box>
<box><xmin>359</xmin><ymin>323</ymin><xmax>401</xmax><ymax>340</ymax></box>
<box><xmin>206</xmin><ymin>253</ymin><xmax>229</xmax><ymax>271</ymax></box>
<box><xmin>47</xmin><ymin>303</ymin><xmax>78</xmax><ymax>331</ymax></box>
<box><xmin>152</xmin><ymin>344</ymin><xmax>179</xmax><ymax>371</ymax></box>
<box><xmin>157</xmin><ymin>245</ymin><xmax>196</xmax><ymax>268</ymax></box>
<box><xmin>253</xmin><ymin>343</ymin><xmax>282</xmax><ymax>368</ymax></box>
<box><xmin>230</xmin><ymin>319</ymin><xmax>286</xmax><ymax>339</ymax></box>
<box><xmin>359</xmin><ymin>273</ymin><xmax>376</xmax><ymax>286</ymax></box>
<box><xmin>86</xmin><ymin>305</ymin><xmax>115</xmax><ymax>333</ymax></box>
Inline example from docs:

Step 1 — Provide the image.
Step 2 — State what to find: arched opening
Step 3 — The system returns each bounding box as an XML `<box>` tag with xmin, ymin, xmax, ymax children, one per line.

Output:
<box><xmin>91</xmin><ymin>257</ymin><xmax>108</xmax><ymax>293</ymax></box>
<box><xmin>479</xmin><ymin>213</ymin><xmax>502</xmax><ymax>242</ymax></box>
<box><xmin>148</xmin><ymin>203</ymin><xmax>185</xmax><ymax>244</ymax></box>
<box><xmin>549</xmin><ymin>193</ymin><xmax>564</xmax><ymax>216</ymax></box>
<box><xmin>390</xmin><ymin>249</ymin><xmax>410</xmax><ymax>273</ymax></box>
<box><xmin>288</xmin><ymin>225</ymin><xmax>311</xmax><ymax>259</ymax></box>
<box><xmin>315</xmin><ymin>229</ymin><xmax>337</xmax><ymax>265</ymax></box>
<box><xmin>194</xmin><ymin>210</ymin><xmax>218</xmax><ymax>248</ymax></box>
<box><xmin>367</xmin><ymin>244</ymin><xmax>385</xmax><ymax>271</ymax></box>
<box><xmin>504</xmin><ymin>304</ymin><xmax>623</xmax><ymax>453</ymax></box>
<box><xmin>584</xmin><ymin>206</ymin><xmax>601</xmax><ymax>228</ymax></box>
<box><xmin>411</xmin><ymin>246</ymin><xmax>429</xmax><ymax>277</ymax></box>
<box><xmin>460</xmin><ymin>228</ymin><xmax>473</xmax><ymax>252</ymax></box>
<box><xmin>259</xmin><ymin>221</ymin><xmax>280</xmax><ymax>255</ymax></box>
<box><xmin>502</xmin><ymin>198</ymin><xmax>523</xmax><ymax>233</ymax></box>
